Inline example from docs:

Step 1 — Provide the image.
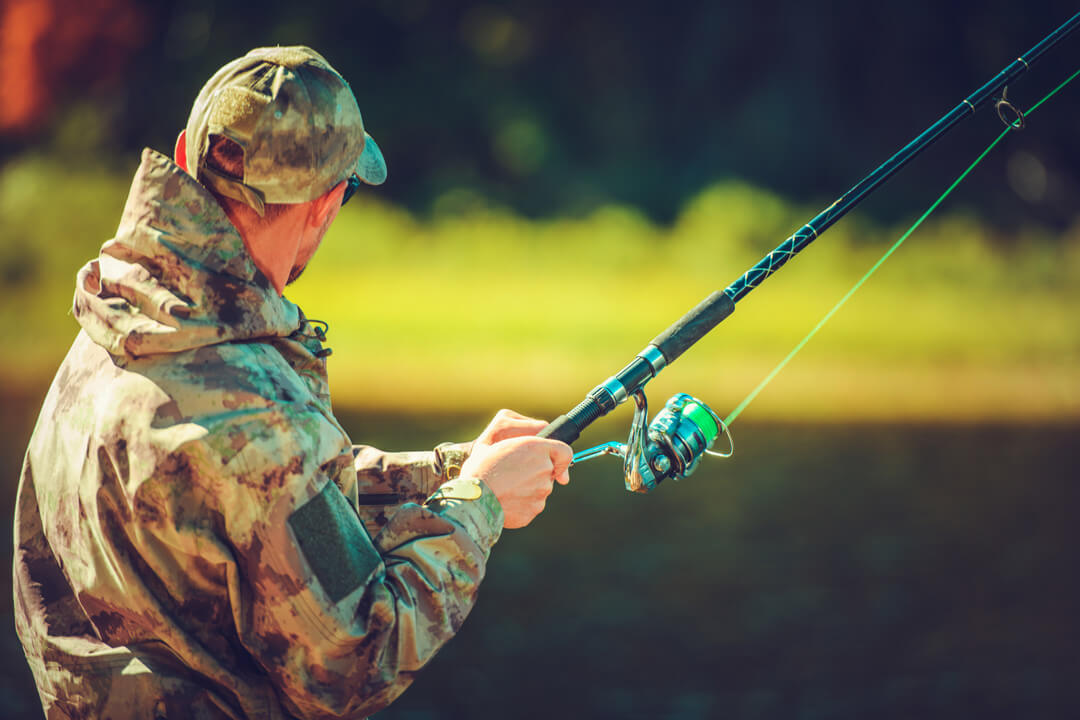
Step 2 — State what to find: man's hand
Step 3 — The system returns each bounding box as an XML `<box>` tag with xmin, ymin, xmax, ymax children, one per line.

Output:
<box><xmin>461</xmin><ymin>410</ymin><xmax>572</xmax><ymax>529</ymax></box>
<box><xmin>472</xmin><ymin>408</ymin><xmax>550</xmax><ymax>445</ymax></box>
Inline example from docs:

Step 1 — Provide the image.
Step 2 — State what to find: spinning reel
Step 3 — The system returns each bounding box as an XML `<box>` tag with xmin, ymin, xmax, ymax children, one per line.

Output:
<box><xmin>571</xmin><ymin>392</ymin><xmax>733</xmax><ymax>494</ymax></box>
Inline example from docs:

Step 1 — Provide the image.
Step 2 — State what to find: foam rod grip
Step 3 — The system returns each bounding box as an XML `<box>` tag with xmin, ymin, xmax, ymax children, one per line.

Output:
<box><xmin>537</xmin><ymin>414</ymin><xmax>581</xmax><ymax>444</ymax></box>
<box><xmin>650</xmin><ymin>291</ymin><xmax>735</xmax><ymax>363</ymax></box>
<box><xmin>538</xmin><ymin>396</ymin><xmax>605</xmax><ymax>445</ymax></box>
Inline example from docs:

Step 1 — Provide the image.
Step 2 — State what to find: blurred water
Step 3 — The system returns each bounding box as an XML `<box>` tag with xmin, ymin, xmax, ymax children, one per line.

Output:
<box><xmin>2</xmin><ymin>393</ymin><xmax>1078</xmax><ymax>719</ymax></box>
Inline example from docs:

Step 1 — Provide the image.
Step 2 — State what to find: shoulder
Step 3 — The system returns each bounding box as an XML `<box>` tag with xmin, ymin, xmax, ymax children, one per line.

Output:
<box><xmin>135</xmin><ymin>340</ymin><xmax>310</xmax><ymax>419</ymax></box>
<box><xmin>138</xmin><ymin>342</ymin><xmax>353</xmax><ymax>516</ymax></box>
<box><xmin>123</xmin><ymin>340</ymin><xmax>349</xmax><ymax>477</ymax></box>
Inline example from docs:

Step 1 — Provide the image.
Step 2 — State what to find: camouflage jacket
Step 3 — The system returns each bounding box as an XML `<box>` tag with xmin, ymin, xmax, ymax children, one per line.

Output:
<box><xmin>13</xmin><ymin>149</ymin><xmax>504</xmax><ymax>720</ymax></box>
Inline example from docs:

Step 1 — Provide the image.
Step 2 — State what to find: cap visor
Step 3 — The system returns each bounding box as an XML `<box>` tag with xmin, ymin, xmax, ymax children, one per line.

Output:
<box><xmin>356</xmin><ymin>132</ymin><xmax>387</xmax><ymax>185</ymax></box>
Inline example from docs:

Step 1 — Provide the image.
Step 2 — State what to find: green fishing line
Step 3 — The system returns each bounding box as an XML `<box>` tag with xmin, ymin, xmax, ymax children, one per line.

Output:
<box><xmin>723</xmin><ymin>67</ymin><xmax>1080</xmax><ymax>427</ymax></box>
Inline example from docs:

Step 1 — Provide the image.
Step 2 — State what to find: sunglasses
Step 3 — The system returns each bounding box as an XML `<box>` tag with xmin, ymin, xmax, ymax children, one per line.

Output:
<box><xmin>341</xmin><ymin>174</ymin><xmax>363</xmax><ymax>207</ymax></box>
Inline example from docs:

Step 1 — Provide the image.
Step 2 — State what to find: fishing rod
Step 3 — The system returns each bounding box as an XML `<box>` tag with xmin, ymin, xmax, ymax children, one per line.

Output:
<box><xmin>540</xmin><ymin>11</ymin><xmax>1080</xmax><ymax>494</ymax></box>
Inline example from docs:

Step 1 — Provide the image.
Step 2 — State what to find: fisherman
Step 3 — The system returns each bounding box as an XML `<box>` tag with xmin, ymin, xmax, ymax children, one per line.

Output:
<box><xmin>13</xmin><ymin>46</ymin><xmax>572</xmax><ymax>719</ymax></box>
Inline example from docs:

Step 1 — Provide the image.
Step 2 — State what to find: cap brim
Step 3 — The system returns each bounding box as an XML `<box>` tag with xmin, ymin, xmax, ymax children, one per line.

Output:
<box><xmin>356</xmin><ymin>132</ymin><xmax>387</xmax><ymax>186</ymax></box>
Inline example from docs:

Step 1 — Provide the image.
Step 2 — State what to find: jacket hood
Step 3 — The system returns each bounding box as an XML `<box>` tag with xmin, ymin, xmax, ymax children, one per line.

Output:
<box><xmin>74</xmin><ymin>149</ymin><xmax>301</xmax><ymax>357</ymax></box>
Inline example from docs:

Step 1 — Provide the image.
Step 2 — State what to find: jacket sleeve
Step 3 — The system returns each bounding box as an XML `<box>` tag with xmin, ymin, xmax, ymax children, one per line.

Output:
<box><xmin>181</xmin><ymin>413</ymin><xmax>501</xmax><ymax>720</ymax></box>
<box><xmin>351</xmin><ymin>442</ymin><xmax>473</xmax><ymax>535</ymax></box>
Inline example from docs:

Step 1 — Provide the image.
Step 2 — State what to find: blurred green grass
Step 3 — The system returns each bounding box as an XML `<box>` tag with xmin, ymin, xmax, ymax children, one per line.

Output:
<box><xmin>2</xmin><ymin>154</ymin><xmax>1078</xmax><ymax>421</ymax></box>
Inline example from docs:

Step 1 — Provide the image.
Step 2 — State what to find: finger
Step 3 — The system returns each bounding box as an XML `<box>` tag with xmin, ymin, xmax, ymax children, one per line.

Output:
<box><xmin>546</xmin><ymin>441</ymin><xmax>572</xmax><ymax>487</ymax></box>
<box><xmin>546</xmin><ymin>439</ymin><xmax>573</xmax><ymax>473</ymax></box>
<box><xmin>481</xmin><ymin>410</ymin><xmax>548</xmax><ymax>443</ymax></box>
<box><xmin>554</xmin><ymin>467</ymin><xmax>571</xmax><ymax>486</ymax></box>
<box><xmin>490</xmin><ymin>408</ymin><xmax>536</xmax><ymax>425</ymax></box>
<box><xmin>506</xmin><ymin>497</ymin><xmax>545</xmax><ymax>530</ymax></box>
<box><xmin>486</xmin><ymin>419</ymin><xmax>548</xmax><ymax>443</ymax></box>
<box><xmin>538</xmin><ymin>477</ymin><xmax>554</xmax><ymax>499</ymax></box>
<box><xmin>504</xmin><ymin>515</ymin><xmax>528</xmax><ymax>530</ymax></box>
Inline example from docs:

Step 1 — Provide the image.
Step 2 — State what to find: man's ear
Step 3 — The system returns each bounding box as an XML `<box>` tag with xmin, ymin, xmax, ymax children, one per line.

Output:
<box><xmin>308</xmin><ymin>180</ymin><xmax>347</xmax><ymax>228</ymax></box>
<box><xmin>174</xmin><ymin>130</ymin><xmax>189</xmax><ymax>172</ymax></box>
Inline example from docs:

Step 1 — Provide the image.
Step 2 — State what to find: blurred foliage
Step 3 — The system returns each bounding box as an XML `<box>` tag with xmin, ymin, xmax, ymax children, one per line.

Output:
<box><xmin>2</xmin><ymin>0</ymin><xmax>1080</xmax><ymax>227</ymax></box>
<box><xmin>3</xmin><ymin>155</ymin><xmax>1077</xmax><ymax>421</ymax></box>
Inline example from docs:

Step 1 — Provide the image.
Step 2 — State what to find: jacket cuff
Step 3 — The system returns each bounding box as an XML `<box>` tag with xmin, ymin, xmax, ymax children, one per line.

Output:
<box><xmin>424</xmin><ymin>476</ymin><xmax>503</xmax><ymax>555</ymax></box>
<box><xmin>433</xmin><ymin>442</ymin><xmax>473</xmax><ymax>481</ymax></box>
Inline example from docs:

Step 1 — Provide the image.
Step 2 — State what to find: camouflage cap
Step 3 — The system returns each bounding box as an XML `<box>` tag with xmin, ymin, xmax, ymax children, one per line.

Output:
<box><xmin>185</xmin><ymin>46</ymin><xmax>386</xmax><ymax>216</ymax></box>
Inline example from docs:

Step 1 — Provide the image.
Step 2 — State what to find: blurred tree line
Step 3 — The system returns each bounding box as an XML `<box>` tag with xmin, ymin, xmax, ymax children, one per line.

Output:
<box><xmin>1</xmin><ymin>0</ymin><xmax>1078</xmax><ymax>229</ymax></box>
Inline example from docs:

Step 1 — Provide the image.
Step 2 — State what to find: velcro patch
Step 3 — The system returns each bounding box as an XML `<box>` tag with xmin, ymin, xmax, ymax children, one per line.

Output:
<box><xmin>288</xmin><ymin>482</ymin><xmax>381</xmax><ymax>603</ymax></box>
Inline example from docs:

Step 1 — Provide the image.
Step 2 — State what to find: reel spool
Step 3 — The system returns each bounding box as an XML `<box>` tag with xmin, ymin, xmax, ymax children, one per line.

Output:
<box><xmin>571</xmin><ymin>392</ymin><xmax>733</xmax><ymax>493</ymax></box>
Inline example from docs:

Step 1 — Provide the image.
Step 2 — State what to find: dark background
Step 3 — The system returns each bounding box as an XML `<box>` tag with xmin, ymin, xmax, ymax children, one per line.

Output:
<box><xmin>4</xmin><ymin>402</ymin><xmax>1079</xmax><ymax>719</ymax></box>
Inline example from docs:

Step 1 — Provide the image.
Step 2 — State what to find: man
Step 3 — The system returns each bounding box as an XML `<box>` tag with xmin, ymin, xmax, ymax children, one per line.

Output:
<box><xmin>14</xmin><ymin>46</ymin><xmax>572</xmax><ymax>719</ymax></box>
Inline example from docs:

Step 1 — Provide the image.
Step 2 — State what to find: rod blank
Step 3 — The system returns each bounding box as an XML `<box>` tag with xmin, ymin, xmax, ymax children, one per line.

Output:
<box><xmin>538</xmin><ymin>12</ymin><xmax>1080</xmax><ymax>446</ymax></box>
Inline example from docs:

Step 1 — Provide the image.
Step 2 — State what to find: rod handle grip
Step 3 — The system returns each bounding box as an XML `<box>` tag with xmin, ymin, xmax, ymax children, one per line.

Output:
<box><xmin>538</xmin><ymin>396</ymin><xmax>604</xmax><ymax>445</ymax></box>
<box><xmin>650</xmin><ymin>290</ymin><xmax>735</xmax><ymax>363</ymax></box>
